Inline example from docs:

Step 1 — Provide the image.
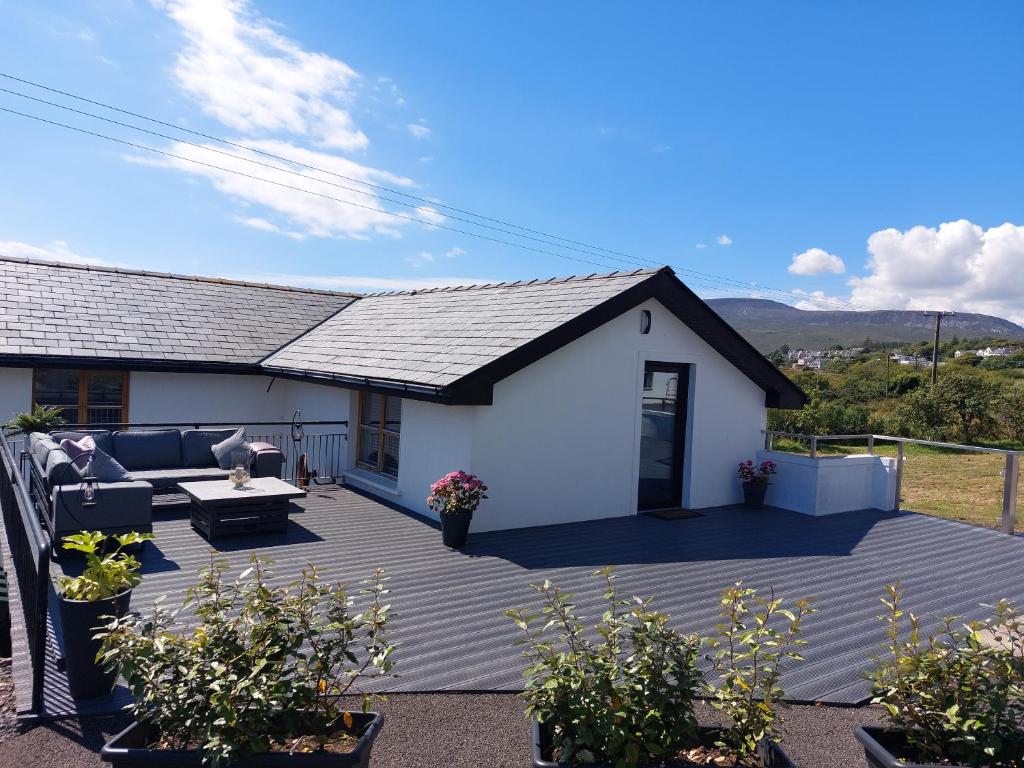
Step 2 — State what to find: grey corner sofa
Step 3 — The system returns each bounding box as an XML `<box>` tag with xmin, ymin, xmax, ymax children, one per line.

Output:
<box><xmin>27</xmin><ymin>428</ymin><xmax>285</xmax><ymax>544</ymax></box>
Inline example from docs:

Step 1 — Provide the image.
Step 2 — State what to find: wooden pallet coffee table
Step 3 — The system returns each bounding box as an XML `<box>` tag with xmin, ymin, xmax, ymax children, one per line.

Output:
<box><xmin>177</xmin><ymin>477</ymin><xmax>307</xmax><ymax>542</ymax></box>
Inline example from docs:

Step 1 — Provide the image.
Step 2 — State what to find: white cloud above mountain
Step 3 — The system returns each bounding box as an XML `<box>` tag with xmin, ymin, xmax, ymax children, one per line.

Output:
<box><xmin>849</xmin><ymin>220</ymin><xmax>1024</xmax><ymax>324</ymax></box>
<box><xmin>789</xmin><ymin>247</ymin><xmax>846</xmax><ymax>275</ymax></box>
<box><xmin>0</xmin><ymin>239</ymin><xmax>113</xmax><ymax>266</ymax></box>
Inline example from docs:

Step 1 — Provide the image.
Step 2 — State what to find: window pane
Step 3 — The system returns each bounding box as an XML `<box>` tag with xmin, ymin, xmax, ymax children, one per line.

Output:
<box><xmin>34</xmin><ymin>369</ymin><xmax>80</xmax><ymax>407</ymax></box>
<box><xmin>385</xmin><ymin>396</ymin><xmax>402</xmax><ymax>433</ymax></box>
<box><xmin>86</xmin><ymin>407</ymin><xmax>122</xmax><ymax>426</ymax></box>
<box><xmin>382</xmin><ymin>432</ymin><xmax>400</xmax><ymax>477</ymax></box>
<box><xmin>357</xmin><ymin>425</ymin><xmax>381</xmax><ymax>468</ymax></box>
<box><xmin>87</xmin><ymin>372</ymin><xmax>124</xmax><ymax>406</ymax></box>
<box><xmin>360</xmin><ymin>393</ymin><xmax>383</xmax><ymax>429</ymax></box>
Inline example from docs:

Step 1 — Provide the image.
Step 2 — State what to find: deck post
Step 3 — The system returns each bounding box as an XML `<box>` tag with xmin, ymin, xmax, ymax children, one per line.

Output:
<box><xmin>809</xmin><ymin>436</ymin><xmax>818</xmax><ymax>459</ymax></box>
<box><xmin>867</xmin><ymin>435</ymin><xmax>875</xmax><ymax>455</ymax></box>
<box><xmin>893</xmin><ymin>441</ymin><xmax>905</xmax><ymax>512</ymax></box>
<box><xmin>1001</xmin><ymin>452</ymin><xmax>1020</xmax><ymax>535</ymax></box>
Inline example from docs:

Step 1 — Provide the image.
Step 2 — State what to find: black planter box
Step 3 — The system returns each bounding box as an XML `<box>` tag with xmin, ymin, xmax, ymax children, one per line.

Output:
<box><xmin>531</xmin><ymin>720</ymin><xmax>796</xmax><ymax>767</ymax></box>
<box><xmin>854</xmin><ymin>726</ymin><xmax>963</xmax><ymax>768</ymax></box>
<box><xmin>58</xmin><ymin>587</ymin><xmax>132</xmax><ymax>699</ymax></box>
<box><xmin>440</xmin><ymin>512</ymin><xmax>471</xmax><ymax>548</ymax></box>
<box><xmin>101</xmin><ymin>713</ymin><xmax>383</xmax><ymax>768</ymax></box>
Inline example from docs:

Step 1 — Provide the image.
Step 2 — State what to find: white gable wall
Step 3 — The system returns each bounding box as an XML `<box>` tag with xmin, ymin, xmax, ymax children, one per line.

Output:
<box><xmin>0</xmin><ymin>368</ymin><xmax>32</xmax><ymax>425</ymax></box>
<box><xmin>392</xmin><ymin>298</ymin><xmax>769</xmax><ymax>531</ymax></box>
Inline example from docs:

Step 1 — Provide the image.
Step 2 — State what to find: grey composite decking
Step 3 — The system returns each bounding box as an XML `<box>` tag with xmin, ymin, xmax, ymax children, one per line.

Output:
<box><xmin>16</xmin><ymin>485</ymin><xmax>1024</xmax><ymax>719</ymax></box>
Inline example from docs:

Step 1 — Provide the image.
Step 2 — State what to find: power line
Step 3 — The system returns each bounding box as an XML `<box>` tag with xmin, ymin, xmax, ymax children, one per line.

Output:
<box><xmin>0</xmin><ymin>71</ymin><xmax>633</xmax><ymax>260</ymax></box>
<box><xmin>0</xmin><ymin>85</ymin><xmax>887</xmax><ymax>313</ymax></box>
<box><xmin>0</xmin><ymin>105</ymin><xmax>630</xmax><ymax>272</ymax></box>
<box><xmin>0</xmin><ymin>86</ymin><xmax>656</xmax><ymax>270</ymax></box>
<box><xmin>0</xmin><ymin>73</ymin><xmax>887</xmax><ymax>313</ymax></box>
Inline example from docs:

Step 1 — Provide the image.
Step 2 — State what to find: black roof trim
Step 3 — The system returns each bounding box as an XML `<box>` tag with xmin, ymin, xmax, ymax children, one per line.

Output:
<box><xmin>0</xmin><ymin>355</ymin><xmax>262</xmax><ymax>377</ymax></box>
<box><xmin>444</xmin><ymin>267</ymin><xmax>807</xmax><ymax>409</ymax></box>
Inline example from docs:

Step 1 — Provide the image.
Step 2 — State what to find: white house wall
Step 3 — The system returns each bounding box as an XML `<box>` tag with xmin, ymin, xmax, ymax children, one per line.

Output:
<box><xmin>0</xmin><ymin>368</ymin><xmax>32</xmax><ymax>424</ymax></box>
<box><xmin>392</xmin><ymin>298</ymin><xmax>769</xmax><ymax>531</ymax></box>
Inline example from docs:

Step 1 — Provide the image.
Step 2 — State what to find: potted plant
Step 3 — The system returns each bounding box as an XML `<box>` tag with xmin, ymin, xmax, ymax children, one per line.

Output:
<box><xmin>5</xmin><ymin>403</ymin><xmax>65</xmax><ymax>435</ymax></box>
<box><xmin>55</xmin><ymin>531</ymin><xmax>153</xmax><ymax>699</ymax></box>
<box><xmin>427</xmin><ymin>470</ymin><xmax>487</xmax><ymax>548</ymax></box>
<box><xmin>738</xmin><ymin>459</ymin><xmax>776</xmax><ymax>509</ymax></box>
<box><xmin>99</xmin><ymin>555</ymin><xmax>395</xmax><ymax>767</ymax></box>
<box><xmin>506</xmin><ymin>568</ymin><xmax>813</xmax><ymax>767</ymax></box>
<box><xmin>856</xmin><ymin>582</ymin><xmax>1023</xmax><ymax>768</ymax></box>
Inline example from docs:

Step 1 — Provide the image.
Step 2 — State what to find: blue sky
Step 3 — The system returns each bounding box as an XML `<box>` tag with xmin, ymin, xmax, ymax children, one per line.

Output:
<box><xmin>1</xmin><ymin>1</ymin><xmax>1022</xmax><ymax>320</ymax></box>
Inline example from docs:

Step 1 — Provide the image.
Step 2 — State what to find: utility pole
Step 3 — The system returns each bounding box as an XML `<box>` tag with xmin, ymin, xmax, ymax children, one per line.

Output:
<box><xmin>923</xmin><ymin>311</ymin><xmax>955</xmax><ymax>385</ymax></box>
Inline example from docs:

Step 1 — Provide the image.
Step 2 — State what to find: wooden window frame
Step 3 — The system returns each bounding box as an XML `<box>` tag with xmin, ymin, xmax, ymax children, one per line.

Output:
<box><xmin>32</xmin><ymin>369</ymin><xmax>130</xmax><ymax>427</ymax></box>
<box><xmin>356</xmin><ymin>391</ymin><xmax>401</xmax><ymax>478</ymax></box>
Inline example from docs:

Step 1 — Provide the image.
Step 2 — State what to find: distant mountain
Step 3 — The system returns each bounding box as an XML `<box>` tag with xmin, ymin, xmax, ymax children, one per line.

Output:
<box><xmin>706</xmin><ymin>298</ymin><xmax>1024</xmax><ymax>352</ymax></box>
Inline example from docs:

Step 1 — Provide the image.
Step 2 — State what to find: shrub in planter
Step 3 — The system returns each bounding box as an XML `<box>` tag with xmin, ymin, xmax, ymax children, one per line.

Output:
<box><xmin>737</xmin><ymin>460</ymin><xmax>776</xmax><ymax>509</ymax></box>
<box><xmin>55</xmin><ymin>530</ymin><xmax>153</xmax><ymax>699</ymax></box>
<box><xmin>858</xmin><ymin>582</ymin><xmax>1024</xmax><ymax>768</ymax></box>
<box><xmin>99</xmin><ymin>555</ymin><xmax>396</xmax><ymax>767</ymax></box>
<box><xmin>705</xmin><ymin>583</ymin><xmax>816</xmax><ymax>760</ymax></box>
<box><xmin>506</xmin><ymin>568</ymin><xmax>811</xmax><ymax>767</ymax></box>
<box><xmin>427</xmin><ymin>470</ymin><xmax>487</xmax><ymax>548</ymax></box>
<box><xmin>4</xmin><ymin>403</ymin><xmax>65</xmax><ymax>435</ymax></box>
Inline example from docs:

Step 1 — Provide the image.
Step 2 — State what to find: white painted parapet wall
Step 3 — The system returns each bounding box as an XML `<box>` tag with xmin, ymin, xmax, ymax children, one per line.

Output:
<box><xmin>757</xmin><ymin>449</ymin><xmax>898</xmax><ymax>516</ymax></box>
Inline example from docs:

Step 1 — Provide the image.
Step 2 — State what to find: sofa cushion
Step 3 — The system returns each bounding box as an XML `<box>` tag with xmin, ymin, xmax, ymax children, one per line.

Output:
<box><xmin>113</xmin><ymin>430</ymin><xmax>183</xmax><ymax>470</ymax></box>
<box><xmin>51</xmin><ymin>430</ymin><xmax>114</xmax><ymax>456</ymax></box>
<box><xmin>59</xmin><ymin>436</ymin><xmax>95</xmax><ymax>471</ymax></box>
<box><xmin>211</xmin><ymin>428</ymin><xmax>253</xmax><ymax>470</ymax></box>
<box><xmin>51</xmin><ymin>481</ymin><xmax>152</xmax><ymax>539</ymax></box>
<box><xmin>45</xmin><ymin>447</ymin><xmax>81</xmax><ymax>487</ymax></box>
<box><xmin>30</xmin><ymin>433</ymin><xmax>60</xmax><ymax>468</ymax></box>
<box><xmin>130</xmin><ymin>467</ymin><xmax>231</xmax><ymax>489</ymax></box>
<box><xmin>89</xmin><ymin>447</ymin><xmax>134</xmax><ymax>483</ymax></box>
<box><xmin>181</xmin><ymin>429</ymin><xmax>239</xmax><ymax>468</ymax></box>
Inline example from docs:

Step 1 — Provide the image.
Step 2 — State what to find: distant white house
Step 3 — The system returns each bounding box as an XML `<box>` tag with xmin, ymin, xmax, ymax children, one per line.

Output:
<box><xmin>0</xmin><ymin>257</ymin><xmax>805</xmax><ymax>531</ymax></box>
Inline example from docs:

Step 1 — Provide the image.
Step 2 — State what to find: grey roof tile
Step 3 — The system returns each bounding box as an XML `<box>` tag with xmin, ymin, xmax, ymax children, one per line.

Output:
<box><xmin>264</xmin><ymin>269</ymin><xmax>659</xmax><ymax>388</ymax></box>
<box><xmin>0</xmin><ymin>257</ymin><xmax>356</xmax><ymax>366</ymax></box>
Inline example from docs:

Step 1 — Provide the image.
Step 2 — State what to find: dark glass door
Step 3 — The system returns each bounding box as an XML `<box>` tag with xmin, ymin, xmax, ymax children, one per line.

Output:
<box><xmin>637</xmin><ymin>362</ymin><xmax>689</xmax><ymax>510</ymax></box>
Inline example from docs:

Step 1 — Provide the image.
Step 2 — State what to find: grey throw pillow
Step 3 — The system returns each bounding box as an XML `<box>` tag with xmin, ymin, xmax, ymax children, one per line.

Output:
<box><xmin>211</xmin><ymin>428</ymin><xmax>253</xmax><ymax>470</ymax></box>
<box><xmin>88</xmin><ymin>447</ymin><xmax>134</xmax><ymax>483</ymax></box>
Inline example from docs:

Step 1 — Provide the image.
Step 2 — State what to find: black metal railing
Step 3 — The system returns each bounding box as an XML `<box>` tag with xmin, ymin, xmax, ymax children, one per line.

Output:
<box><xmin>0</xmin><ymin>429</ymin><xmax>51</xmax><ymax>716</ymax></box>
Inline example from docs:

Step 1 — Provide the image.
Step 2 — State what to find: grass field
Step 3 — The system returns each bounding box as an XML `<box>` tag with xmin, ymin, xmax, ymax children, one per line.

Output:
<box><xmin>772</xmin><ymin>438</ymin><xmax>1023</xmax><ymax>532</ymax></box>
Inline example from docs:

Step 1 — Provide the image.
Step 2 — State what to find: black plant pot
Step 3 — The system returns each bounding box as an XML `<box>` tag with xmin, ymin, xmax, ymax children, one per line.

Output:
<box><xmin>440</xmin><ymin>512</ymin><xmax>472</xmax><ymax>548</ymax></box>
<box><xmin>854</xmin><ymin>726</ymin><xmax>964</xmax><ymax>768</ymax></box>
<box><xmin>742</xmin><ymin>482</ymin><xmax>768</xmax><ymax>510</ymax></box>
<box><xmin>531</xmin><ymin>720</ymin><xmax>796</xmax><ymax>767</ymax></box>
<box><xmin>101</xmin><ymin>712</ymin><xmax>384</xmax><ymax>767</ymax></box>
<box><xmin>58</xmin><ymin>587</ymin><xmax>132</xmax><ymax>699</ymax></box>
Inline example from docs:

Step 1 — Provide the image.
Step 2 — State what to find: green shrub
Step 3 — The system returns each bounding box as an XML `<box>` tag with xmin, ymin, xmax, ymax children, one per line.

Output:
<box><xmin>507</xmin><ymin>571</ymin><xmax>814</xmax><ymax>766</ymax></box>
<box><xmin>4</xmin><ymin>404</ymin><xmax>65</xmax><ymax>436</ymax></box>
<box><xmin>506</xmin><ymin>567</ymin><xmax>702</xmax><ymax>767</ymax></box>
<box><xmin>56</xmin><ymin>531</ymin><xmax>153</xmax><ymax>601</ymax></box>
<box><xmin>100</xmin><ymin>556</ymin><xmax>395</xmax><ymax>767</ymax></box>
<box><xmin>706</xmin><ymin>583</ymin><xmax>816</xmax><ymax>757</ymax></box>
<box><xmin>868</xmin><ymin>583</ymin><xmax>1024</xmax><ymax>766</ymax></box>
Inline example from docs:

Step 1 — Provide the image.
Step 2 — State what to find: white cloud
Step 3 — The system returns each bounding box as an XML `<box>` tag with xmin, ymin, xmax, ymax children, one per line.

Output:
<box><xmin>232</xmin><ymin>216</ymin><xmax>305</xmax><ymax>240</ymax></box>
<box><xmin>129</xmin><ymin>139</ymin><xmax>418</xmax><ymax>238</ymax></box>
<box><xmin>789</xmin><ymin>247</ymin><xmax>846</xmax><ymax>275</ymax></box>
<box><xmin>849</xmin><ymin>219</ymin><xmax>1024</xmax><ymax>324</ymax></box>
<box><xmin>717</xmin><ymin>234</ymin><xmax>733</xmax><ymax>246</ymax></box>
<box><xmin>695</xmin><ymin>243</ymin><xmax>708</xmax><ymax>250</ymax></box>
<box><xmin>404</xmin><ymin>246</ymin><xmax>464</xmax><ymax>268</ymax></box>
<box><xmin>789</xmin><ymin>289</ymin><xmax>849</xmax><ymax>311</ymax></box>
<box><xmin>407</xmin><ymin>121</ymin><xmax>431</xmax><ymax>139</ymax></box>
<box><xmin>240</xmin><ymin>271</ymin><xmax>493</xmax><ymax>292</ymax></box>
<box><xmin>156</xmin><ymin>0</ymin><xmax>368</xmax><ymax>150</ymax></box>
<box><xmin>445</xmin><ymin>247</ymin><xmax>465</xmax><ymax>258</ymax></box>
<box><xmin>0</xmin><ymin>239</ymin><xmax>113</xmax><ymax>266</ymax></box>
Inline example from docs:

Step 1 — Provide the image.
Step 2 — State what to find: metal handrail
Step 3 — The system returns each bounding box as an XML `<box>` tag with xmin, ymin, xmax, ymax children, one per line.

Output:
<box><xmin>55</xmin><ymin>420</ymin><xmax>349</xmax><ymax>429</ymax></box>
<box><xmin>0</xmin><ymin>428</ymin><xmax>51</xmax><ymax>716</ymax></box>
<box><xmin>763</xmin><ymin>430</ymin><xmax>1021</xmax><ymax>534</ymax></box>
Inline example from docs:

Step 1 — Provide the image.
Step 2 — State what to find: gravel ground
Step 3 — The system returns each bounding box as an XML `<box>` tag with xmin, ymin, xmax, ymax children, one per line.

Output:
<box><xmin>0</xmin><ymin>694</ymin><xmax>885</xmax><ymax>768</ymax></box>
<box><xmin>0</xmin><ymin>660</ymin><xmax>16</xmax><ymax>745</ymax></box>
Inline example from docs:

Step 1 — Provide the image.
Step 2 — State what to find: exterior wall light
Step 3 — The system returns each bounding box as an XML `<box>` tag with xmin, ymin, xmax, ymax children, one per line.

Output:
<box><xmin>640</xmin><ymin>309</ymin><xmax>652</xmax><ymax>334</ymax></box>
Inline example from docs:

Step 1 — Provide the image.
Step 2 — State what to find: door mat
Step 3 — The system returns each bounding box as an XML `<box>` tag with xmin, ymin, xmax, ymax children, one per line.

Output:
<box><xmin>644</xmin><ymin>508</ymin><xmax>703</xmax><ymax>520</ymax></box>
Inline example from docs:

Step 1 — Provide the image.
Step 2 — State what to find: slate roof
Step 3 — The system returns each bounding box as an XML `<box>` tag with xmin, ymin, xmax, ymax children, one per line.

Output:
<box><xmin>263</xmin><ymin>267</ymin><xmax>807</xmax><ymax>408</ymax></box>
<box><xmin>0</xmin><ymin>256</ymin><xmax>355</xmax><ymax>367</ymax></box>
<box><xmin>263</xmin><ymin>269</ymin><xmax>658</xmax><ymax>391</ymax></box>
